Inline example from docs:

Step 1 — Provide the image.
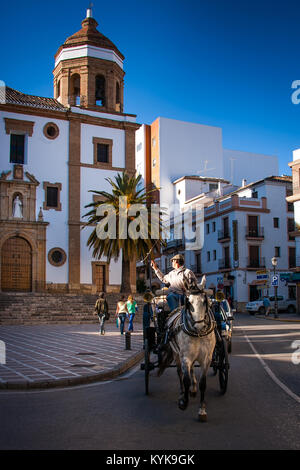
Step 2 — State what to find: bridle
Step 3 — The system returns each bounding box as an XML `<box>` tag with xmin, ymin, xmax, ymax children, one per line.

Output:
<box><xmin>180</xmin><ymin>287</ymin><xmax>216</xmax><ymax>338</ymax></box>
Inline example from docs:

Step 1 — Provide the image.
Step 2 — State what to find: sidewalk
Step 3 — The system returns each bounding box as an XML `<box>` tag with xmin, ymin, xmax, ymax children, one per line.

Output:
<box><xmin>0</xmin><ymin>322</ymin><xmax>144</xmax><ymax>390</ymax></box>
<box><xmin>254</xmin><ymin>312</ymin><xmax>300</xmax><ymax>323</ymax></box>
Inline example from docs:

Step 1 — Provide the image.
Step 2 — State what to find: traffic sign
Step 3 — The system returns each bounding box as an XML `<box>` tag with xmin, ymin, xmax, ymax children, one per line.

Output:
<box><xmin>271</xmin><ymin>275</ymin><xmax>279</xmax><ymax>287</ymax></box>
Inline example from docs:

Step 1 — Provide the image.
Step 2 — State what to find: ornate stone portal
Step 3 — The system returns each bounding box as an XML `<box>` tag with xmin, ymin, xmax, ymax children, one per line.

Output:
<box><xmin>0</xmin><ymin>166</ymin><xmax>48</xmax><ymax>292</ymax></box>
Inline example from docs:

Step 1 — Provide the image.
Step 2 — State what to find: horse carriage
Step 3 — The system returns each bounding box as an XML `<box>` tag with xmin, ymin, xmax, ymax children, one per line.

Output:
<box><xmin>141</xmin><ymin>278</ymin><xmax>232</xmax><ymax>422</ymax></box>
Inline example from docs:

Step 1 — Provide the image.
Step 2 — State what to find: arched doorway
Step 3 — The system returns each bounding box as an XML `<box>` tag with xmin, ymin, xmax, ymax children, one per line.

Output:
<box><xmin>1</xmin><ymin>237</ymin><xmax>32</xmax><ymax>292</ymax></box>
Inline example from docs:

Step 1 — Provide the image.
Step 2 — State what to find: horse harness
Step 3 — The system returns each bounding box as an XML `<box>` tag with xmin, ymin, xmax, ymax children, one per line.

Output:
<box><xmin>166</xmin><ymin>292</ymin><xmax>216</xmax><ymax>342</ymax></box>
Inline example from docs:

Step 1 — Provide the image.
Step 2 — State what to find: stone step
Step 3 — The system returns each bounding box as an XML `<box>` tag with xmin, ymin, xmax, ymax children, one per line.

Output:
<box><xmin>0</xmin><ymin>292</ymin><xmax>146</xmax><ymax>325</ymax></box>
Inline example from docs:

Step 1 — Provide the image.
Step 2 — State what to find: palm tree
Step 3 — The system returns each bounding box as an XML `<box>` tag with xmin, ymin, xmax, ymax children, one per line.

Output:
<box><xmin>83</xmin><ymin>172</ymin><xmax>164</xmax><ymax>293</ymax></box>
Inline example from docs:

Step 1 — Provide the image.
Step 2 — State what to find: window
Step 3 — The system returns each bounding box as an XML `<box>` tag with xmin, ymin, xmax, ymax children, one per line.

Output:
<box><xmin>152</xmin><ymin>158</ymin><xmax>156</xmax><ymax>167</ymax></box>
<box><xmin>95</xmin><ymin>75</ymin><xmax>106</xmax><ymax>106</ymax></box>
<box><xmin>289</xmin><ymin>247</ymin><xmax>296</xmax><ymax>268</ymax></box>
<box><xmin>43</xmin><ymin>182</ymin><xmax>62</xmax><ymax>211</ymax></box>
<box><xmin>207</xmin><ymin>251</ymin><xmax>210</xmax><ymax>262</ymax></box>
<box><xmin>213</xmin><ymin>250</ymin><xmax>216</xmax><ymax>261</ymax></box>
<box><xmin>43</xmin><ymin>122</ymin><xmax>59</xmax><ymax>140</ymax></box>
<box><xmin>152</xmin><ymin>137</ymin><xmax>156</xmax><ymax>148</ymax></box>
<box><xmin>93</xmin><ymin>138</ymin><xmax>113</xmax><ymax>167</ymax></box>
<box><xmin>136</xmin><ymin>143</ymin><xmax>142</xmax><ymax>152</ymax></box>
<box><xmin>212</xmin><ymin>222</ymin><xmax>216</xmax><ymax>232</ymax></box>
<box><xmin>288</xmin><ymin>218</ymin><xmax>295</xmax><ymax>240</ymax></box>
<box><xmin>206</xmin><ymin>223</ymin><xmax>210</xmax><ymax>234</ymax></box>
<box><xmin>47</xmin><ymin>187</ymin><xmax>58</xmax><ymax>208</ymax></box>
<box><xmin>70</xmin><ymin>73</ymin><xmax>80</xmax><ymax>106</ymax></box>
<box><xmin>57</xmin><ymin>80</ymin><xmax>60</xmax><ymax>98</ymax></box>
<box><xmin>116</xmin><ymin>82</ymin><xmax>120</xmax><ymax>105</ymax></box>
<box><xmin>97</xmin><ymin>143</ymin><xmax>109</xmax><ymax>163</ymax></box>
<box><xmin>10</xmin><ymin>134</ymin><xmax>25</xmax><ymax>164</ymax></box>
<box><xmin>252</xmin><ymin>190</ymin><xmax>258</xmax><ymax>198</ymax></box>
<box><xmin>209</xmin><ymin>183</ymin><xmax>218</xmax><ymax>191</ymax></box>
<box><xmin>48</xmin><ymin>247</ymin><xmax>67</xmax><ymax>267</ymax></box>
<box><xmin>275</xmin><ymin>246</ymin><xmax>281</xmax><ymax>257</ymax></box>
<box><xmin>273</xmin><ymin>217</ymin><xmax>279</xmax><ymax>228</ymax></box>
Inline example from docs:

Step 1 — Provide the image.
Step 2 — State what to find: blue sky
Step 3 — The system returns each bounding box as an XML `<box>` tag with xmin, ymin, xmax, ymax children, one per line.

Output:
<box><xmin>1</xmin><ymin>0</ymin><xmax>300</xmax><ymax>175</ymax></box>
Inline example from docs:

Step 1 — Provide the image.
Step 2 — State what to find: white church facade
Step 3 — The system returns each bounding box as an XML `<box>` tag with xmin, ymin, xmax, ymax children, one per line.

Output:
<box><xmin>0</xmin><ymin>10</ymin><xmax>139</xmax><ymax>294</ymax></box>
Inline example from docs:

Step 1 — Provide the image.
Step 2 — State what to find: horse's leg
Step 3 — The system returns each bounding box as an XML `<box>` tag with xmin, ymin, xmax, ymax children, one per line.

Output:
<box><xmin>178</xmin><ymin>358</ymin><xmax>191</xmax><ymax>411</ymax></box>
<box><xmin>175</xmin><ymin>357</ymin><xmax>184</xmax><ymax>395</ymax></box>
<box><xmin>189</xmin><ymin>365</ymin><xmax>197</xmax><ymax>397</ymax></box>
<box><xmin>198</xmin><ymin>371</ymin><xmax>207</xmax><ymax>422</ymax></box>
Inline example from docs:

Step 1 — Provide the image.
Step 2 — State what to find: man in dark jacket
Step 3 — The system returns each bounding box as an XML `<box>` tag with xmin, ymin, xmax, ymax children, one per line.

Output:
<box><xmin>94</xmin><ymin>292</ymin><xmax>109</xmax><ymax>335</ymax></box>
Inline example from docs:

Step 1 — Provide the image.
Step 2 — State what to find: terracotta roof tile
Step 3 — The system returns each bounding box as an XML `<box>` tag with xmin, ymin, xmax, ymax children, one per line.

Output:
<box><xmin>4</xmin><ymin>87</ymin><xmax>67</xmax><ymax>112</ymax></box>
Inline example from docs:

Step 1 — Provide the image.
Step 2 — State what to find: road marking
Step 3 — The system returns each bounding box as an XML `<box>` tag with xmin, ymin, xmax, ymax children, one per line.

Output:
<box><xmin>244</xmin><ymin>334</ymin><xmax>300</xmax><ymax>404</ymax></box>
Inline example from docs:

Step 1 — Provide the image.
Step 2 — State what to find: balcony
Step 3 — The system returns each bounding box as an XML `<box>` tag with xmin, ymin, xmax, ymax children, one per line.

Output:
<box><xmin>218</xmin><ymin>229</ymin><xmax>231</xmax><ymax>242</ymax></box>
<box><xmin>218</xmin><ymin>259</ymin><xmax>231</xmax><ymax>270</ymax></box>
<box><xmin>246</xmin><ymin>257</ymin><xmax>266</xmax><ymax>269</ymax></box>
<box><xmin>245</xmin><ymin>227</ymin><xmax>264</xmax><ymax>239</ymax></box>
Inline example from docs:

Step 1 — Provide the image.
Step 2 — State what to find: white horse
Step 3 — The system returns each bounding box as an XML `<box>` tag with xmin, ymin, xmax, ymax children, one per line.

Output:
<box><xmin>159</xmin><ymin>276</ymin><xmax>216</xmax><ymax>422</ymax></box>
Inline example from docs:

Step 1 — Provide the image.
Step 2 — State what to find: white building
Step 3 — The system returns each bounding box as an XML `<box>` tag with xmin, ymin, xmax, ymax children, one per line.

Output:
<box><xmin>159</xmin><ymin>176</ymin><xmax>296</xmax><ymax>311</ymax></box>
<box><xmin>136</xmin><ymin>117</ymin><xmax>278</xmax><ymax>208</ymax></box>
<box><xmin>0</xmin><ymin>10</ymin><xmax>139</xmax><ymax>293</ymax></box>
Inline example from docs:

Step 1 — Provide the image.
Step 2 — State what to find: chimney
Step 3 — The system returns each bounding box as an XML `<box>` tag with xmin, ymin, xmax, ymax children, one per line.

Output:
<box><xmin>242</xmin><ymin>179</ymin><xmax>247</xmax><ymax>187</ymax></box>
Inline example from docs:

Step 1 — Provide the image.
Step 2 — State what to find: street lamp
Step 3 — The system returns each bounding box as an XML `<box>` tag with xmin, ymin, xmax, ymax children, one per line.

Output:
<box><xmin>271</xmin><ymin>257</ymin><xmax>278</xmax><ymax>319</ymax></box>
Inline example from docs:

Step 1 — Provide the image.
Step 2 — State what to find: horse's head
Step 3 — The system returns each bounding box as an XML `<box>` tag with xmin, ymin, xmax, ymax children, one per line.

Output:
<box><xmin>184</xmin><ymin>276</ymin><xmax>208</xmax><ymax>322</ymax></box>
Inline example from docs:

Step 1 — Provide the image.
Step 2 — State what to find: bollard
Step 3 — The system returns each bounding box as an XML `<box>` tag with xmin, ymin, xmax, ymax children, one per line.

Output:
<box><xmin>125</xmin><ymin>331</ymin><xmax>131</xmax><ymax>350</ymax></box>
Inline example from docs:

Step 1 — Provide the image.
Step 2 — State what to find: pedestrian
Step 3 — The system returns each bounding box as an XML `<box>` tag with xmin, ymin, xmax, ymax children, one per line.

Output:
<box><xmin>263</xmin><ymin>296</ymin><xmax>271</xmax><ymax>316</ymax></box>
<box><xmin>143</xmin><ymin>291</ymin><xmax>154</xmax><ymax>345</ymax></box>
<box><xmin>116</xmin><ymin>295</ymin><xmax>129</xmax><ymax>334</ymax></box>
<box><xmin>94</xmin><ymin>292</ymin><xmax>109</xmax><ymax>335</ymax></box>
<box><xmin>126</xmin><ymin>295</ymin><xmax>138</xmax><ymax>332</ymax></box>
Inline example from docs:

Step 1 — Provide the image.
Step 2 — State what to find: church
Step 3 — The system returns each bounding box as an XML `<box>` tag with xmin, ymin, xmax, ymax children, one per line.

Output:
<box><xmin>0</xmin><ymin>9</ymin><xmax>140</xmax><ymax>294</ymax></box>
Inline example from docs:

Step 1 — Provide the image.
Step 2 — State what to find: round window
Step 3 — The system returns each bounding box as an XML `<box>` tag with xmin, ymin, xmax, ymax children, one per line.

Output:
<box><xmin>48</xmin><ymin>247</ymin><xmax>66</xmax><ymax>267</ymax></box>
<box><xmin>43</xmin><ymin>122</ymin><xmax>59</xmax><ymax>140</ymax></box>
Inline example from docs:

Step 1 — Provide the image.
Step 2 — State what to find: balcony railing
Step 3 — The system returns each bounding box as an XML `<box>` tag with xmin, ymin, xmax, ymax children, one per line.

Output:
<box><xmin>246</xmin><ymin>257</ymin><xmax>266</xmax><ymax>268</ymax></box>
<box><xmin>246</xmin><ymin>227</ymin><xmax>264</xmax><ymax>238</ymax></box>
<box><xmin>218</xmin><ymin>259</ymin><xmax>231</xmax><ymax>270</ymax></box>
<box><xmin>218</xmin><ymin>229</ymin><xmax>230</xmax><ymax>241</ymax></box>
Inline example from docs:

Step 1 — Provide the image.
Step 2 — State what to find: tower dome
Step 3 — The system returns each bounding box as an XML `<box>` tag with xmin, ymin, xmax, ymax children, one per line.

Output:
<box><xmin>53</xmin><ymin>9</ymin><xmax>125</xmax><ymax>112</ymax></box>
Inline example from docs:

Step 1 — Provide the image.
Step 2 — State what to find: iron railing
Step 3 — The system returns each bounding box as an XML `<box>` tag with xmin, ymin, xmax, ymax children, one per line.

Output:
<box><xmin>246</xmin><ymin>227</ymin><xmax>264</xmax><ymax>238</ymax></box>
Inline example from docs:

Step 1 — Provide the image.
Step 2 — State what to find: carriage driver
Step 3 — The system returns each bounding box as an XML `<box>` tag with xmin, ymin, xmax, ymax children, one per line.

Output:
<box><xmin>151</xmin><ymin>254</ymin><xmax>198</xmax><ymax>312</ymax></box>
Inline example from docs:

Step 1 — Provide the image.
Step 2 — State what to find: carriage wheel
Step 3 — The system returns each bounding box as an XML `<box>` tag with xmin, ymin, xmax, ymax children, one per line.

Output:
<box><xmin>144</xmin><ymin>338</ymin><xmax>150</xmax><ymax>395</ymax></box>
<box><xmin>218</xmin><ymin>338</ymin><xmax>229</xmax><ymax>395</ymax></box>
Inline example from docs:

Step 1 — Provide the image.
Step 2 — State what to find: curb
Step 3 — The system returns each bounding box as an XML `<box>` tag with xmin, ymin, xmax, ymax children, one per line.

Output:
<box><xmin>257</xmin><ymin>315</ymin><xmax>300</xmax><ymax>323</ymax></box>
<box><xmin>0</xmin><ymin>350</ymin><xmax>144</xmax><ymax>391</ymax></box>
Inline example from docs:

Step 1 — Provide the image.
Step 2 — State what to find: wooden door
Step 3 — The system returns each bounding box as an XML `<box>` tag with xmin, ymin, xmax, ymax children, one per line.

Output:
<box><xmin>1</xmin><ymin>237</ymin><xmax>32</xmax><ymax>291</ymax></box>
<box><xmin>94</xmin><ymin>264</ymin><xmax>106</xmax><ymax>292</ymax></box>
<box><xmin>248</xmin><ymin>216</ymin><xmax>258</xmax><ymax>236</ymax></box>
<box><xmin>249</xmin><ymin>245</ymin><xmax>259</xmax><ymax>267</ymax></box>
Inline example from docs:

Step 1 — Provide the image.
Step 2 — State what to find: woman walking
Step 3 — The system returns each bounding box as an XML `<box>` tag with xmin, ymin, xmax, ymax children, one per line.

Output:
<box><xmin>116</xmin><ymin>295</ymin><xmax>129</xmax><ymax>335</ymax></box>
<box><xmin>126</xmin><ymin>295</ymin><xmax>138</xmax><ymax>332</ymax></box>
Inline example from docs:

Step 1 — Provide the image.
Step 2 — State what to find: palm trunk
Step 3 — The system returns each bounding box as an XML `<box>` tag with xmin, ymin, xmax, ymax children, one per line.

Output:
<box><xmin>121</xmin><ymin>255</ymin><xmax>131</xmax><ymax>293</ymax></box>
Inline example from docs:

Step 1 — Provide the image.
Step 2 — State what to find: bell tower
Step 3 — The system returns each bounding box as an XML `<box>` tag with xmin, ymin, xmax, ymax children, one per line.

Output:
<box><xmin>53</xmin><ymin>8</ymin><xmax>125</xmax><ymax>113</ymax></box>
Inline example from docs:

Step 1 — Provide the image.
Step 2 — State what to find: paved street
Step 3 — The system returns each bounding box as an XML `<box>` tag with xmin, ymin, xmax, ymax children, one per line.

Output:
<box><xmin>0</xmin><ymin>323</ymin><xmax>144</xmax><ymax>388</ymax></box>
<box><xmin>0</xmin><ymin>314</ymin><xmax>299</xmax><ymax>450</ymax></box>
